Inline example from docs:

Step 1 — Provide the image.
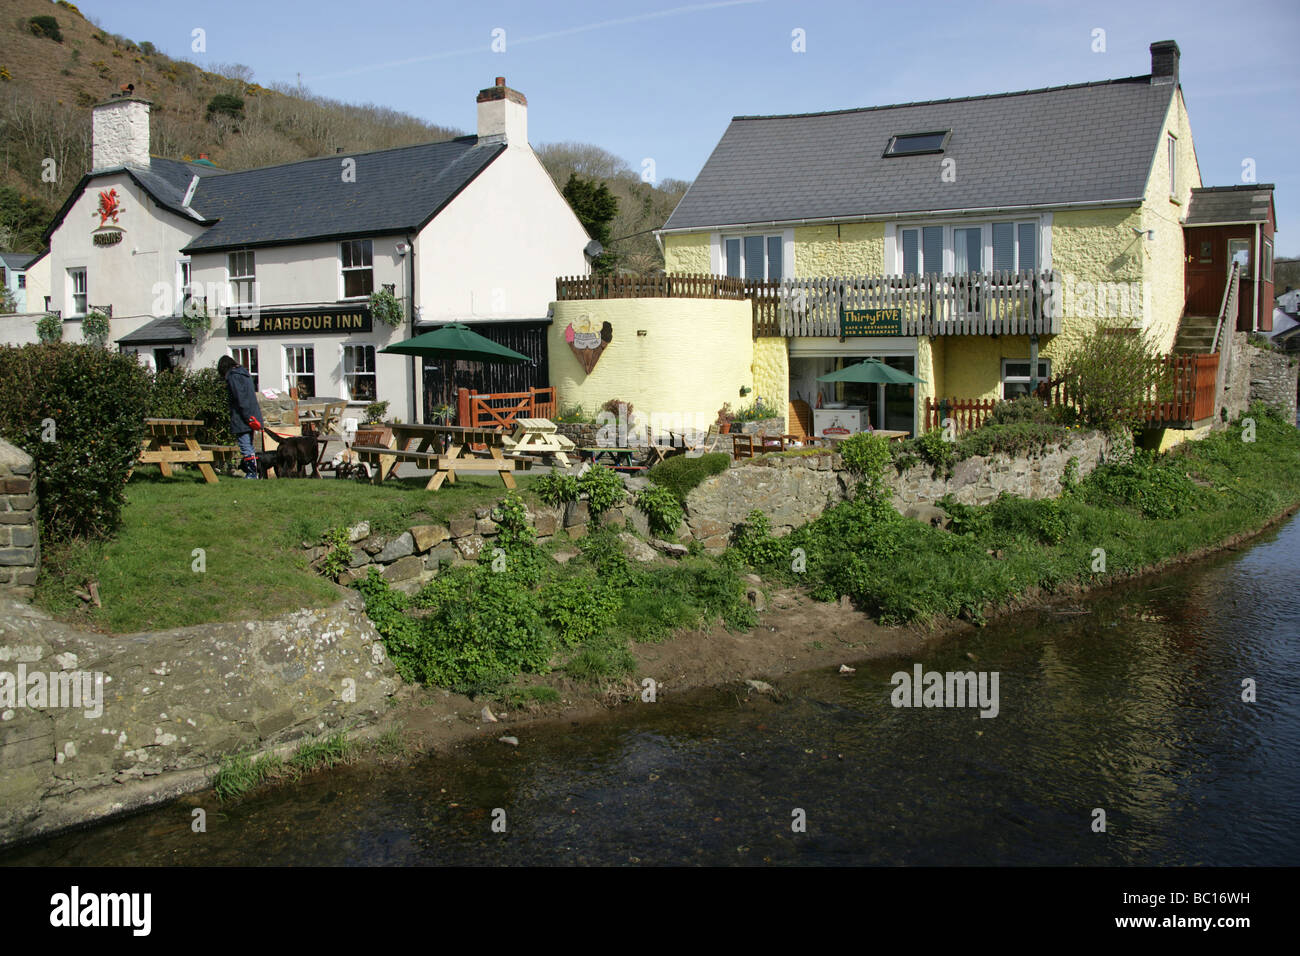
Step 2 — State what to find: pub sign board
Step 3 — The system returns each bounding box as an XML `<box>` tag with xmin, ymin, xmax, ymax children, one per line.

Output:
<box><xmin>227</xmin><ymin>305</ymin><xmax>373</xmax><ymax>337</ymax></box>
<box><xmin>841</xmin><ymin>308</ymin><xmax>903</xmax><ymax>336</ymax></box>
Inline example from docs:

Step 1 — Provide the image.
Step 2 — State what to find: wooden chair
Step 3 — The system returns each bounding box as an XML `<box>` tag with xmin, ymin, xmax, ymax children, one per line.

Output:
<box><xmin>684</xmin><ymin>424</ymin><xmax>722</xmax><ymax>456</ymax></box>
<box><xmin>319</xmin><ymin>401</ymin><xmax>347</xmax><ymax>434</ymax></box>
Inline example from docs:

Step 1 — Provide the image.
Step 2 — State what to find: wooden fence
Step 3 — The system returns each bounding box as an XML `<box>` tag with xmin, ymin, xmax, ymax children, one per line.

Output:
<box><xmin>926</xmin><ymin>353</ymin><xmax>1220</xmax><ymax>433</ymax></box>
<box><xmin>748</xmin><ymin>271</ymin><xmax>1059</xmax><ymax>338</ymax></box>
<box><xmin>456</xmin><ymin>386</ymin><xmax>556</xmax><ymax>430</ymax></box>
<box><xmin>555</xmin><ymin>273</ymin><xmax>748</xmax><ymax>300</ymax></box>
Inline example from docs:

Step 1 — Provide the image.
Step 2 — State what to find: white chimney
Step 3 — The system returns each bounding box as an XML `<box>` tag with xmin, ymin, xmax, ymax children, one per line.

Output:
<box><xmin>92</xmin><ymin>96</ymin><xmax>152</xmax><ymax>171</ymax></box>
<box><xmin>476</xmin><ymin>77</ymin><xmax>527</xmax><ymax>147</ymax></box>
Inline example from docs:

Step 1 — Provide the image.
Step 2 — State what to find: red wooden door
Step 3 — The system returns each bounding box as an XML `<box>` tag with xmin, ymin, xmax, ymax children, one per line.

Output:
<box><xmin>1184</xmin><ymin>230</ymin><xmax>1224</xmax><ymax>316</ymax></box>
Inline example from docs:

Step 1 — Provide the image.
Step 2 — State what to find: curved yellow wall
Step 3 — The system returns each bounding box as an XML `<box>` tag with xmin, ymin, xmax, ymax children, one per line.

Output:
<box><xmin>550</xmin><ymin>298</ymin><xmax>754</xmax><ymax>432</ymax></box>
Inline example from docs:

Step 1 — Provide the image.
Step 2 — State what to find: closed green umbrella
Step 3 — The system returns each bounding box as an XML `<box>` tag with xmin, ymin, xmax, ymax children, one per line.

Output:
<box><xmin>817</xmin><ymin>358</ymin><xmax>926</xmax><ymax>384</ymax></box>
<box><xmin>379</xmin><ymin>322</ymin><xmax>529</xmax><ymax>363</ymax></box>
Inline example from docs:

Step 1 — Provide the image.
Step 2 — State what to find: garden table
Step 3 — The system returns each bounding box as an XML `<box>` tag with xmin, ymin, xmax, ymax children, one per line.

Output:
<box><xmin>134</xmin><ymin>418</ymin><xmax>219</xmax><ymax>483</ymax></box>
<box><xmin>501</xmin><ymin>418</ymin><xmax>576</xmax><ymax>468</ymax></box>
<box><xmin>353</xmin><ymin>423</ymin><xmax>519</xmax><ymax>490</ymax></box>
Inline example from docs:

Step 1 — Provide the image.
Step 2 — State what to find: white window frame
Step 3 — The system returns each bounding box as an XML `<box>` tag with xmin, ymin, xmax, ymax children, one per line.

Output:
<box><xmin>1168</xmin><ymin>134</ymin><xmax>1178</xmax><ymax>199</ymax></box>
<box><xmin>227</xmin><ymin>250</ymin><xmax>256</xmax><ymax>313</ymax></box>
<box><xmin>343</xmin><ymin>344</ymin><xmax>377</xmax><ymax>402</ymax></box>
<box><xmin>68</xmin><ymin>267</ymin><xmax>87</xmax><ymax>317</ymax></box>
<box><xmin>284</xmin><ymin>345</ymin><xmax>315</xmax><ymax>399</ymax></box>
<box><xmin>892</xmin><ymin>218</ymin><xmax>1044</xmax><ymax>276</ymax></box>
<box><xmin>1001</xmin><ymin>358</ymin><xmax>1051</xmax><ymax>399</ymax></box>
<box><xmin>175</xmin><ymin>257</ymin><xmax>193</xmax><ymax>316</ymax></box>
<box><xmin>340</xmin><ymin>239</ymin><xmax>374</xmax><ymax>300</ymax></box>
<box><xmin>228</xmin><ymin>346</ymin><xmax>259</xmax><ymax>391</ymax></box>
<box><xmin>720</xmin><ymin>229</ymin><xmax>794</xmax><ymax>282</ymax></box>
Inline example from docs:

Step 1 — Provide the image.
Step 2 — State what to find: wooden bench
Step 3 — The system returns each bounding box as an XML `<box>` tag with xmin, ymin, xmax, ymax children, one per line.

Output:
<box><xmin>200</xmin><ymin>444</ymin><xmax>241</xmax><ymax>466</ymax></box>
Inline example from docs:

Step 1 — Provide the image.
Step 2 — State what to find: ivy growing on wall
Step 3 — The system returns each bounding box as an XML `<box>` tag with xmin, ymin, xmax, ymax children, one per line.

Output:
<box><xmin>369</xmin><ymin>289</ymin><xmax>404</xmax><ymax>328</ymax></box>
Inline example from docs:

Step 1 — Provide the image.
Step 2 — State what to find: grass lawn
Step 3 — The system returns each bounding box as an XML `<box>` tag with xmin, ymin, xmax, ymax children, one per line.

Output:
<box><xmin>34</xmin><ymin>469</ymin><xmax>541</xmax><ymax>633</ymax></box>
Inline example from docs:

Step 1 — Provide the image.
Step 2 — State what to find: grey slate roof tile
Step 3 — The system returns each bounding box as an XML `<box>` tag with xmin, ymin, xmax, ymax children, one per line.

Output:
<box><xmin>664</xmin><ymin>77</ymin><xmax>1176</xmax><ymax>230</ymax></box>
<box><xmin>1184</xmin><ymin>185</ymin><xmax>1276</xmax><ymax>225</ymax></box>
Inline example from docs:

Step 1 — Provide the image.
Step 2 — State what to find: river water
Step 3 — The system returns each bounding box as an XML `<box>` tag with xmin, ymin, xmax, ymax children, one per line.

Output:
<box><xmin>5</xmin><ymin>517</ymin><xmax>1299</xmax><ymax>866</ymax></box>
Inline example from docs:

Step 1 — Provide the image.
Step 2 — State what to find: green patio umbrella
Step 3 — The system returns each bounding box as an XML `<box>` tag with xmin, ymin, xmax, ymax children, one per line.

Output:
<box><xmin>379</xmin><ymin>322</ymin><xmax>530</xmax><ymax>363</ymax></box>
<box><xmin>817</xmin><ymin>358</ymin><xmax>926</xmax><ymax>385</ymax></box>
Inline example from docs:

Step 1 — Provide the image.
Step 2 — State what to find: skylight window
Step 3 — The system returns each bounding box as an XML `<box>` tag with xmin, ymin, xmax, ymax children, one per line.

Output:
<box><xmin>883</xmin><ymin>130</ymin><xmax>950</xmax><ymax>157</ymax></box>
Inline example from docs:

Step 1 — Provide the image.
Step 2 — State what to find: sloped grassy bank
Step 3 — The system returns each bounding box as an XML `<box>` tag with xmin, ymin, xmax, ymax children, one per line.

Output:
<box><xmin>353</xmin><ymin>403</ymin><xmax>1300</xmax><ymax>700</ymax></box>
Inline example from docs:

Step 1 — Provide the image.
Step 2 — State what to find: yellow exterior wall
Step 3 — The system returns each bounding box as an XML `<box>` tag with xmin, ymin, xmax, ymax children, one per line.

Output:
<box><xmin>792</xmin><ymin>223</ymin><xmax>885</xmax><ymax>276</ymax></box>
<box><xmin>550</xmin><ymin>298</ymin><xmax>753</xmax><ymax>432</ymax></box>
<box><xmin>1142</xmin><ymin>87</ymin><xmax>1202</xmax><ymax>352</ymax></box>
<box><xmin>663</xmin><ymin>232</ymin><xmax>710</xmax><ymax>273</ymax></box>
<box><xmin>752</xmin><ymin>336</ymin><xmax>789</xmax><ymax>428</ymax></box>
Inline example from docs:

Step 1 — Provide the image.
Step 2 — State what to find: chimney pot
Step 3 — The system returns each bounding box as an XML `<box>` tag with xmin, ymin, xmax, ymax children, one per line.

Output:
<box><xmin>1150</xmin><ymin>40</ymin><xmax>1180</xmax><ymax>86</ymax></box>
<box><xmin>495</xmin><ymin>77</ymin><xmax>505</xmax><ymax>87</ymax></box>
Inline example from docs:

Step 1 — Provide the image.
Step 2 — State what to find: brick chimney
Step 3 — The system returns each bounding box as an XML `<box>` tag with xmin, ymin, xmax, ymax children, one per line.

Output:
<box><xmin>476</xmin><ymin>77</ymin><xmax>527</xmax><ymax>147</ymax></box>
<box><xmin>1150</xmin><ymin>40</ymin><xmax>1180</xmax><ymax>86</ymax></box>
<box><xmin>92</xmin><ymin>96</ymin><xmax>152</xmax><ymax>171</ymax></box>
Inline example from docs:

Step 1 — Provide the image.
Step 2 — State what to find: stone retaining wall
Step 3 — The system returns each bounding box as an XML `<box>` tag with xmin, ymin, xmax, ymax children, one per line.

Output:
<box><xmin>1248</xmin><ymin>343</ymin><xmax>1298</xmax><ymax>422</ymax></box>
<box><xmin>683</xmin><ymin>431</ymin><xmax>1114</xmax><ymax>546</ymax></box>
<box><xmin>0</xmin><ymin>592</ymin><xmax>397</xmax><ymax>846</ymax></box>
<box><xmin>0</xmin><ymin>438</ymin><xmax>38</xmax><ymax>603</ymax></box>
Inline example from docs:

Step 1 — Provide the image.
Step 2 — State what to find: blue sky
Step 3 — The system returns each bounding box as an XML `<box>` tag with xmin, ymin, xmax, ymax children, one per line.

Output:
<box><xmin>82</xmin><ymin>0</ymin><xmax>1300</xmax><ymax>253</ymax></box>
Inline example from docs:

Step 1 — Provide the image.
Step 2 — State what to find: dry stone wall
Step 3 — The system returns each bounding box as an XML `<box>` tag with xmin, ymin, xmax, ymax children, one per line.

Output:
<box><xmin>0</xmin><ymin>439</ymin><xmax>38</xmax><ymax>603</ymax></box>
<box><xmin>0</xmin><ymin>591</ymin><xmax>397</xmax><ymax>846</ymax></box>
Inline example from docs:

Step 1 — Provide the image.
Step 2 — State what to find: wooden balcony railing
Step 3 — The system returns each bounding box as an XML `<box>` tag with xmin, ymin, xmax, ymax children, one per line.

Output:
<box><xmin>555</xmin><ymin>273</ymin><xmax>748</xmax><ymax>300</ymax></box>
<box><xmin>749</xmin><ymin>271</ymin><xmax>1059</xmax><ymax>337</ymax></box>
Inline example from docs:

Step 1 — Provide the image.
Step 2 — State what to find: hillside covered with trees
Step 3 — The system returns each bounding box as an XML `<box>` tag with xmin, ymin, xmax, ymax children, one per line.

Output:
<box><xmin>0</xmin><ymin>0</ymin><xmax>687</xmax><ymax>272</ymax></box>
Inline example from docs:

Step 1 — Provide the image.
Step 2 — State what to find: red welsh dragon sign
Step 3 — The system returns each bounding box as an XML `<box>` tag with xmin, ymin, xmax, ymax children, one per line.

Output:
<box><xmin>95</xmin><ymin>188</ymin><xmax>121</xmax><ymax>227</ymax></box>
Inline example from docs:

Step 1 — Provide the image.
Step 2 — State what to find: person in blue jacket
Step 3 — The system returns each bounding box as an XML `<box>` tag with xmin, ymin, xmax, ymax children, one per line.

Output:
<box><xmin>217</xmin><ymin>355</ymin><xmax>266</xmax><ymax>479</ymax></box>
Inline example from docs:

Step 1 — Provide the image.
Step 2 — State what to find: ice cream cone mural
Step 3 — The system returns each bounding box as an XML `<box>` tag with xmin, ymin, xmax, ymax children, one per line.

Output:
<box><xmin>565</xmin><ymin>314</ymin><xmax>613</xmax><ymax>374</ymax></box>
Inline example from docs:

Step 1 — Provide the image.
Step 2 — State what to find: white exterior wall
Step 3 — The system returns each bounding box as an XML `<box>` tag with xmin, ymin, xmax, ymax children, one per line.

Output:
<box><xmin>415</xmin><ymin>145</ymin><xmax>590</xmax><ymax>323</ymax></box>
<box><xmin>187</xmin><ymin>235</ymin><xmax>413</xmax><ymax>417</ymax></box>
<box><xmin>48</xmin><ymin>171</ymin><xmax>206</xmax><ymax>327</ymax></box>
<box><xmin>21</xmin><ymin>255</ymin><xmax>51</xmax><ymax>315</ymax></box>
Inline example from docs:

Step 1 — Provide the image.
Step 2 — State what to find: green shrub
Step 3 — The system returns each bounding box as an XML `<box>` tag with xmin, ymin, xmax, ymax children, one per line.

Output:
<box><xmin>318</xmin><ymin>526</ymin><xmax>352</xmax><ymax>580</ymax></box>
<box><xmin>636</xmin><ymin>483</ymin><xmax>683</xmax><ymax>536</ymax></box>
<box><xmin>988</xmin><ymin>494</ymin><xmax>1073</xmax><ymax>545</ymax></box>
<box><xmin>148</xmin><ymin>366</ymin><xmax>236</xmax><ymax>446</ymax></box>
<box><xmin>36</xmin><ymin>314</ymin><xmax>62</xmax><ymax>344</ymax></box>
<box><xmin>913</xmin><ymin>427</ymin><xmax>957</xmax><ymax>477</ymax></box>
<box><xmin>733</xmin><ymin>395</ymin><xmax>780</xmax><ymax>421</ymax></box>
<box><xmin>1058</xmin><ymin>321</ymin><xmax>1174</xmax><ymax>429</ymax></box>
<box><xmin>837</xmin><ymin>432</ymin><xmax>892</xmax><ymax>498</ymax></box>
<box><xmin>533</xmin><ymin>471</ymin><xmax>579</xmax><ymax>506</ymax></box>
<box><xmin>647</xmin><ymin>452</ymin><xmax>729</xmax><ymax>503</ymax></box>
<box><xmin>81</xmin><ymin>310</ymin><xmax>110</xmax><ymax>347</ymax></box>
<box><xmin>541</xmin><ymin>573</ymin><xmax>619</xmax><ymax>645</ymax></box>
<box><xmin>939</xmin><ymin>495</ymin><xmax>992</xmax><ymax>537</ymax></box>
<box><xmin>731</xmin><ymin>509</ymin><xmax>785</xmax><ymax>568</ymax></box>
<box><xmin>206</xmin><ymin>93</ymin><xmax>244</xmax><ymax>120</ymax></box>
<box><xmin>989</xmin><ymin>395</ymin><xmax>1055</xmax><ymax>425</ymax></box>
<box><xmin>29</xmin><ymin>16</ymin><xmax>63</xmax><ymax>42</ymax></box>
<box><xmin>368</xmin><ymin>288</ymin><xmax>403</xmax><ymax>327</ymax></box>
<box><xmin>1081</xmin><ymin>450</ymin><xmax>1195</xmax><ymax>519</ymax></box>
<box><xmin>553</xmin><ymin>404</ymin><xmax>594</xmax><ymax>424</ymax></box>
<box><xmin>577</xmin><ymin>464</ymin><xmax>624</xmax><ymax>516</ymax></box>
<box><xmin>0</xmin><ymin>343</ymin><xmax>151</xmax><ymax>540</ymax></box>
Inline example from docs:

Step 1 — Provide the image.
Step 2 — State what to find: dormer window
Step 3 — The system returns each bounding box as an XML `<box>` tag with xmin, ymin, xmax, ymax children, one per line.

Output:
<box><xmin>883</xmin><ymin>130</ymin><xmax>950</xmax><ymax>157</ymax></box>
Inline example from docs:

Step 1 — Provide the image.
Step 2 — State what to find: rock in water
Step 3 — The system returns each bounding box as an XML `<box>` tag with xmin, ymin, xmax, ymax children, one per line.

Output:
<box><xmin>838</xmin><ymin>664</ymin><xmax>856</xmax><ymax>674</ymax></box>
<box><xmin>498</xmin><ymin>736</ymin><xmax>519</xmax><ymax>747</ymax></box>
<box><xmin>481</xmin><ymin>706</ymin><xmax>498</xmax><ymax>723</ymax></box>
<box><xmin>745</xmin><ymin>680</ymin><xmax>776</xmax><ymax>695</ymax></box>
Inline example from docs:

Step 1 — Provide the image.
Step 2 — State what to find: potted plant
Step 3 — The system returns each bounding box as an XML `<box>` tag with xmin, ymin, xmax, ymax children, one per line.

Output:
<box><xmin>716</xmin><ymin>402</ymin><xmax>734</xmax><ymax>434</ymax></box>
<box><xmin>356</xmin><ymin>400</ymin><xmax>392</xmax><ymax>447</ymax></box>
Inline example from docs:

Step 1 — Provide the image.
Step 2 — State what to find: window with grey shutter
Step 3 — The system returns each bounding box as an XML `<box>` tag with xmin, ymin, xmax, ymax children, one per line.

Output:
<box><xmin>1018</xmin><ymin>223</ymin><xmax>1037</xmax><ymax>272</ymax></box>
<box><xmin>725</xmin><ymin>238</ymin><xmax>741</xmax><ymax>278</ymax></box>
<box><xmin>922</xmin><ymin>226</ymin><xmax>943</xmax><ymax>274</ymax></box>
<box><xmin>992</xmin><ymin>222</ymin><xmax>1015</xmax><ymax>271</ymax></box>
<box><xmin>744</xmin><ymin>235</ymin><xmax>765</xmax><ymax>280</ymax></box>
<box><xmin>901</xmin><ymin>229</ymin><xmax>919</xmax><ymax>274</ymax></box>
<box><xmin>767</xmin><ymin>236</ymin><xmax>783</xmax><ymax>281</ymax></box>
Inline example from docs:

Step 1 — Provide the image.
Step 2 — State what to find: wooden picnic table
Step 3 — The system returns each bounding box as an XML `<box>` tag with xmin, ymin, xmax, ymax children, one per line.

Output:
<box><xmin>579</xmin><ymin>444</ymin><xmax>672</xmax><ymax>471</ymax></box>
<box><xmin>353</xmin><ymin>422</ymin><xmax>520</xmax><ymax>491</ymax></box>
<box><xmin>501</xmin><ymin>418</ymin><xmax>576</xmax><ymax>469</ymax></box>
<box><xmin>134</xmin><ymin>418</ymin><xmax>219</xmax><ymax>483</ymax></box>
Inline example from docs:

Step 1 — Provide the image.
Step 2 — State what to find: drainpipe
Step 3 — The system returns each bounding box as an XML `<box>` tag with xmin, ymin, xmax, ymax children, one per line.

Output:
<box><xmin>1253</xmin><ymin>222</ymin><xmax>1261</xmax><ymax>333</ymax></box>
<box><xmin>1029</xmin><ymin>334</ymin><xmax>1040</xmax><ymax>395</ymax></box>
<box><xmin>407</xmin><ymin>231</ymin><xmax>417</xmax><ymax>423</ymax></box>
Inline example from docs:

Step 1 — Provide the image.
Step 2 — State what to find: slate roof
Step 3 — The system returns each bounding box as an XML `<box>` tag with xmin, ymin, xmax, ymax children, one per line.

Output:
<box><xmin>181</xmin><ymin>137</ymin><xmax>503</xmax><ymax>252</ymax></box>
<box><xmin>0</xmin><ymin>251</ymin><xmax>41</xmax><ymax>271</ymax></box>
<box><xmin>115</xmin><ymin>315</ymin><xmax>193</xmax><ymax>345</ymax></box>
<box><xmin>1184</xmin><ymin>185</ymin><xmax>1276</xmax><ymax>225</ymax></box>
<box><xmin>663</xmin><ymin>76</ymin><xmax>1177</xmax><ymax>231</ymax></box>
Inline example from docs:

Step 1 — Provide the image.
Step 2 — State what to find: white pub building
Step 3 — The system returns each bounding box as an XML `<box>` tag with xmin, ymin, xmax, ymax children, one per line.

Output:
<box><xmin>21</xmin><ymin>77</ymin><xmax>591</xmax><ymax>421</ymax></box>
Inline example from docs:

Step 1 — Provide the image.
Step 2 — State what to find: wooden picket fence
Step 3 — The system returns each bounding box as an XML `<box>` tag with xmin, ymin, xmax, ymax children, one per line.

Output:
<box><xmin>926</xmin><ymin>353</ymin><xmax>1219</xmax><ymax>433</ymax></box>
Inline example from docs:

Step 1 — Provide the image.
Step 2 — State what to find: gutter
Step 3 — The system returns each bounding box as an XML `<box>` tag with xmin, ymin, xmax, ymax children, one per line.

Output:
<box><xmin>655</xmin><ymin>197</ymin><xmax>1145</xmax><ymax>238</ymax></box>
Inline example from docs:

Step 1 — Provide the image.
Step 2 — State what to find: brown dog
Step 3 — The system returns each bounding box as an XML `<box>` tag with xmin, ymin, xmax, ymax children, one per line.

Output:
<box><xmin>265</xmin><ymin>429</ymin><xmax>320</xmax><ymax>478</ymax></box>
